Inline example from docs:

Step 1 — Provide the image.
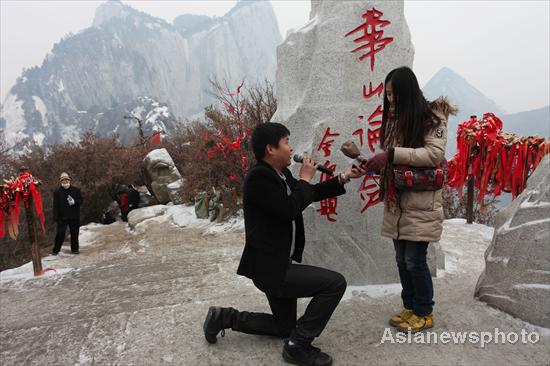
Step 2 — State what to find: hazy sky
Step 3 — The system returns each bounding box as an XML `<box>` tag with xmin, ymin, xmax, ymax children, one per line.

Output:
<box><xmin>1</xmin><ymin>0</ymin><xmax>549</xmax><ymax>114</ymax></box>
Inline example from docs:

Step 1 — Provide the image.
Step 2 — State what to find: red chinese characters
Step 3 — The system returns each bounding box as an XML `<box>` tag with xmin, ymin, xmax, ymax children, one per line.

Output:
<box><xmin>358</xmin><ymin>175</ymin><xmax>381</xmax><ymax>214</ymax></box>
<box><xmin>318</xmin><ymin>127</ymin><xmax>341</xmax><ymax>158</ymax></box>
<box><xmin>344</xmin><ymin>8</ymin><xmax>394</xmax><ymax>71</ymax></box>
<box><xmin>366</xmin><ymin>105</ymin><xmax>383</xmax><ymax>152</ymax></box>
<box><xmin>317</xmin><ymin>161</ymin><xmax>338</xmax><ymax>222</ymax></box>
<box><xmin>316</xmin><ymin>127</ymin><xmax>340</xmax><ymax>222</ymax></box>
<box><xmin>344</xmin><ymin>7</ymin><xmax>394</xmax><ymax>214</ymax></box>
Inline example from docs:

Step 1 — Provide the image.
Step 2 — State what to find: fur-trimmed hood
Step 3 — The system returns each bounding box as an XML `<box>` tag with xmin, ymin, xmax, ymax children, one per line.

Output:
<box><xmin>429</xmin><ymin>97</ymin><xmax>459</xmax><ymax>120</ymax></box>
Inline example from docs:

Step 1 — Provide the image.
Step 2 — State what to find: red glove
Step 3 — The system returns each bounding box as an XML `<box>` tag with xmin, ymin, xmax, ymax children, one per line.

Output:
<box><xmin>365</xmin><ymin>151</ymin><xmax>389</xmax><ymax>174</ymax></box>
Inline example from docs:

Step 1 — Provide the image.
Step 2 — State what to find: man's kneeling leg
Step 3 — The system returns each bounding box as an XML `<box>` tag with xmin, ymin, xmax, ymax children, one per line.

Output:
<box><xmin>203</xmin><ymin>305</ymin><xmax>293</xmax><ymax>343</ymax></box>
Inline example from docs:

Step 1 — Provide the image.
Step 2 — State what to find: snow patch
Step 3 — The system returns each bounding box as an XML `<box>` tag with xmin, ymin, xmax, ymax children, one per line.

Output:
<box><xmin>147</xmin><ymin>148</ymin><xmax>171</xmax><ymax>161</ymax></box>
<box><xmin>167</xmin><ymin>180</ymin><xmax>182</xmax><ymax>190</ymax></box>
<box><xmin>33</xmin><ymin>132</ymin><xmax>45</xmax><ymax>145</ymax></box>
<box><xmin>519</xmin><ymin>200</ymin><xmax>550</xmax><ymax>208</ymax></box>
<box><xmin>1</xmin><ymin>93</ymin><xmax>27</xmax><ymax>141</ymax></box>
<box><xmin>32</xmin><ymin>96</ymin><xmax>48</xmax><ymax>126</ymax></box>
<box><xmin>513</xmin><ymin>284</ymin><xmax>550</xmax><ymax>290</ymax></box>
<box><xmin>499</xmin><ymin>217</ymin><xmax>550</xmax><ymax>234</ymax></box>
<box><xmin>127</xmin><ymin>204</ymin><xmax>244</xmax><ymax>236</ymax></box>
<box><xmin>0</xmin><ymin>261</ymin><xmax>74</xmax><ymax>287</ymax></box>
<box><xmin>342</xmin><ymin>283</ymin><xmax>402</xmax><ymax>301</ymax></box>
<box><xmin>203</xmin><ymin>214</ymin><xmax>244</xmax><ymax>235</ymax></box>
<box><xmin>79</xmin><ymin>222</ymin><xmax>110</xmax><ymax>247</ymax></box>
<box><xmin>60</xmin><ymin>124</ymin><xmax>80</xmax><ymax>143</ymax></box>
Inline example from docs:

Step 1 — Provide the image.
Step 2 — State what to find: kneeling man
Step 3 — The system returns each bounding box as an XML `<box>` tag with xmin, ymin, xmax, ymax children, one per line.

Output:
<box><xmin>203</xmin><ymin>122</ymin><xmax>363</xmax><ymax>366</ymax></box>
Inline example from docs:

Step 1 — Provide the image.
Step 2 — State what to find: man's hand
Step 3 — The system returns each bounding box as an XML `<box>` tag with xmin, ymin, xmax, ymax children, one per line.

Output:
<box><xmin>345</xmin><ymin>164</ymin><xmax>368</xmax><ymax>179</ymax></box>
<box><xmin>299</xmin><ymin>155</ymin><xmax>317</xmax><ymax>182</ymax></box>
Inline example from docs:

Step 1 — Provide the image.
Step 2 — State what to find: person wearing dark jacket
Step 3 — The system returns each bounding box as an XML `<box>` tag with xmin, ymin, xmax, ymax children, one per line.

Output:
<box><xmin>127</xmin><ymin>184</ymin><xmax>140</xmax><ymax>212</ymax></box>
<box><xmin>52</xmin><ymin>172</ymin><xmax>83</xmax><ymax>255</ymax></box>
<box><xmin>203</xmin><ymin>123</ymin><xmax>365</xmax><ymax>366</ymax></box>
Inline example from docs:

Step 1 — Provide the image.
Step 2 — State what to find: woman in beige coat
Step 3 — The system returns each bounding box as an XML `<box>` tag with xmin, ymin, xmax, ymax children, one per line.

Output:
<box><xmin>364</xmin><ymin>66</ymin><xmax>457</xmax><ymax>333</ymax></box>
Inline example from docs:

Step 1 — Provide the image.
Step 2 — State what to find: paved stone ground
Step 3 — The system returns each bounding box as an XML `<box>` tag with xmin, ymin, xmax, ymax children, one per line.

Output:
<box><xmin>1</xmin><ymin>219</ymin><xmax>549</xmax><ymax>365</ymax></box>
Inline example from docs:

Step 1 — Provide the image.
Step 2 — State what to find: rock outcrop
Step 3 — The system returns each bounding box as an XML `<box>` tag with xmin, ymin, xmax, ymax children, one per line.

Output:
<box><xmin>475</xmin><ymin>155</ymin><xmax>550</xmax><ymax>327</ymax></box>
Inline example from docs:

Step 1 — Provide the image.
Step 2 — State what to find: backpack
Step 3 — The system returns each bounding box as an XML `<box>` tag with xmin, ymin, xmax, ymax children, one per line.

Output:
<box><xmin>119</xmin><ymin>192</ymin><xmax>129</xmax><ymax>212</ymax></box>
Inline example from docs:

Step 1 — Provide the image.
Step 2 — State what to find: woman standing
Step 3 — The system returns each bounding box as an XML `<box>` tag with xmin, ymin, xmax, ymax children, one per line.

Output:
<box><xmin>364</xmin><ymin>66</ymin><xmax>457</xmax><ymax>333</ymax></box>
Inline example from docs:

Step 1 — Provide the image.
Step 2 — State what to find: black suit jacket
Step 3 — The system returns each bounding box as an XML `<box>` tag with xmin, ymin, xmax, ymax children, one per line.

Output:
<box><xmin>53</xmin><ymin>186</ymin><xmax>83</xmax><ymax>222</ymax></box>
<box><xmin>236</xmin><ymin>160</ymin><xmax>346</xmax><ymax>293</ymax></box>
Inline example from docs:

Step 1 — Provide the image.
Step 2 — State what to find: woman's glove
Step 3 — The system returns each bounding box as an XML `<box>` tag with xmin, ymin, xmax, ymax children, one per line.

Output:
<box><xmin>365</xmin><ymin>151</ymin><xmax>389</xmax><ymax>174</ymax></box>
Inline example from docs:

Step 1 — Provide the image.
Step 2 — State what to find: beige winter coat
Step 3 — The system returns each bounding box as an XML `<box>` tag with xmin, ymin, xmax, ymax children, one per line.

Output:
<box><xmin>381</xmin><ymin>98</ymin><xmax>457</xmax><ymax>243</ymax></box>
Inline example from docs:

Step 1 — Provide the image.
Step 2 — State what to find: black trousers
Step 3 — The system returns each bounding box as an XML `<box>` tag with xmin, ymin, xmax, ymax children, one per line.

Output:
<box><xmin>232</xmin><ymin>263</ymin><xmax>347</xmax><ymax>346</ymax></box>
<box><xmin>53</xmin><ymin>219</ymin><xmax>80</xmax><ymax>253</ymax></box>
<box><xmin>393</xmin><ymin>239</ymin><xmax>434</xmax><ymax>316</ymax></box>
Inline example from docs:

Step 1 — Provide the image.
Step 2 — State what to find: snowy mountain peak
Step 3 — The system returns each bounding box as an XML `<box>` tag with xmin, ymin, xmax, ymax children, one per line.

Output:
<box><xmin>92</xmin><ymin>0</ymin><xmax>133</xmax><ymax>27</ymax></box>
<box><xmin>2</xmin><ymin>0</ymin><xmax>280</xmax><ymax>153</ymax></box>
<box><xmin>422</xmin><ymin>67</ymin><xmax>507</xmax><ymax>157</ymax></box>
<box><xmin>423</xmin><ymin>67</ymin><xmax>506</xmax><ymax>117</ymax></box>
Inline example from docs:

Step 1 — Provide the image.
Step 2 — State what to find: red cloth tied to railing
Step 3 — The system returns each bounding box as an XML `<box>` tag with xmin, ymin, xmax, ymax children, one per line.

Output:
<box><xmin>447</xmin><ymin>113</ymin><xmax>549</xmax><ymax>202</ymax></box>
<box><xmin>0</xmin><ymin>171</ymin><xmax>45</xmax><ymax>239</ymax></box>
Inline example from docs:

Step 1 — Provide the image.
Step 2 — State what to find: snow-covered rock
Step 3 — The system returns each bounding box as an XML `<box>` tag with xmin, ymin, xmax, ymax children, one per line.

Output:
<box><xmin>475</xmin><ymin>155</ymin><xmax>550</xmax><ymax>327</ymax></box>
<box><xmin>127</xmin><ymin>205</ymin><xmax>168</xmax><ymax>229</ymax></box>
<box><xmin>126</xmin><ymin>203</ymin><xmax>244</xmax><ymax>235</ymax></box>
<box><xmin>141</xmin><ymin>148</ymin><xmax>184</xmax><ymax>205</ymax></box>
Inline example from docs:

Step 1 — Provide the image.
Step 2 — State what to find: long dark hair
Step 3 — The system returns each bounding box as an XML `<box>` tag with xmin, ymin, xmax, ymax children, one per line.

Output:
<box><xmin>380</xmin><ymin>66</ymin><xmax>441</xmax><ymax>149</ymax></box>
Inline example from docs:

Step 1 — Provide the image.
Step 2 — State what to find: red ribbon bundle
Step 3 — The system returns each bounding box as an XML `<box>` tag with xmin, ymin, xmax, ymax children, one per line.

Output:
<box><xmin>447</xmin><ymin>113</ymin><xmax>550</xmax><ymax>202</ymax></box>
<box><xmin>0</xmin><ymin>171</ymin><xmax>45</xmax><ymax>239</ymax></box>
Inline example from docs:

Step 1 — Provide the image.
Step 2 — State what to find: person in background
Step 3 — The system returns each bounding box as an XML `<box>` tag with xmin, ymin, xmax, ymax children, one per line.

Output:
<box><xmin>127</xmin><ymin>184</ymin><xmax>140</xmax><ymax>213</ymax></box>
<box><xmin>114</xmin><ymin>185</ymin><xmax>130</xmax><ymax>222</ymax></box>
<box><xmin>52</xmin><ymin>172</ymin><xmax>83</xmax><ymax>255</ymax></box>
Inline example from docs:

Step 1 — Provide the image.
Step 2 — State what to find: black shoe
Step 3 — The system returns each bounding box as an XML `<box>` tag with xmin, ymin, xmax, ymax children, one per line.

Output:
<box><xmin>282</xmin><ymin>340</ymin><xmax>332</xmax><ymax>366</ymax></box>
<box><xmin>51</xmin><ymin>251</ymin><xmax>59</xmax><ymax>256</ymax></box>
<box><xmin>71</xmin><ymin>250</ymin><xmax>79</xmax><ymax>254</ymax></box>
<box><xmin>203</xmin><ymin>306</ymin><xmax>235</xmax><ymax>344</ymax></box>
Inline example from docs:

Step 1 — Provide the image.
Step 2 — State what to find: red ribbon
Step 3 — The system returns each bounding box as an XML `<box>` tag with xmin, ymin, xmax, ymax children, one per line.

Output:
<box><xmin>447</xmin><ymin>113</ymin><xmax>549</xmax><ymax>202</ymax></box>
<box><xmin>0</xmin><ymin>172</ymin><xmax>45</xmax><ymax>239</ymax></box>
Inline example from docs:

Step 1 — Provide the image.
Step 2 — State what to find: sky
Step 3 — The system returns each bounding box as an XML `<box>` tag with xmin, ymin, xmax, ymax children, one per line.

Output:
<box><xmin>1</xmin><ymin>0</ymin><xmax>549</xmax><ymax>114</ymax></box>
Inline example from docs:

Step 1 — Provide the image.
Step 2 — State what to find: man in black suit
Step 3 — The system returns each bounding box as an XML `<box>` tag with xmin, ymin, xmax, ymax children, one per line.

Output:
<box><xmin>203</xmin><ymin>123</ymin><xmax>364</xmax><ymax>366</ymax></box>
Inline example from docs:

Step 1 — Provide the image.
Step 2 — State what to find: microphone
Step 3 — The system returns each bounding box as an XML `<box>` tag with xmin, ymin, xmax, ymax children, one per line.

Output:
<box><xmin>340</xmin><ymin>140</ymin><xmax>368</xmax><ymax>164</ymax></box>
<box><xmin>293</xmin><ymin>154</ymin><xmax>334</xmax><ymax>176</ymax></box>
<box><xmin>340</xmin><ymin>140</ymin><xmax>377</xmax><ymax>176</ymax></box>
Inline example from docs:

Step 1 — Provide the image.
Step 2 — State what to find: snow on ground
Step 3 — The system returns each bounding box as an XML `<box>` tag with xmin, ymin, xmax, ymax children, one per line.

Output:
<box><xmin>79</xmin><ymin>222</ymin><xmax>111</xmax><ymax>247</ymax></box>
<box><xmin>436</xmin><ymin>218</ymin><xmax>494</xmax><ymax>277</ymax></box>
<box><xmin>0</xmin><ymin>212</ymin><xmax>490</xmax><ymax>295</ymax></box>
<box><xmin>342</xmin><ymin>284</ymin><xmax>403</xmax><ymax>301</ymax></box>
<box><xmin>0</xmin><ymin>221</ymin><xmax>111</xmax><ymax>286</ymax></box>
<box><xmin>343</xmin><ymin>218</ymin><xmax>496</xmax><ymax>301</ymax></box>
<box><xmin>0</xmin><ymin>261</ymin><xmax>74</xmax><ymax>286</ymax></box>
